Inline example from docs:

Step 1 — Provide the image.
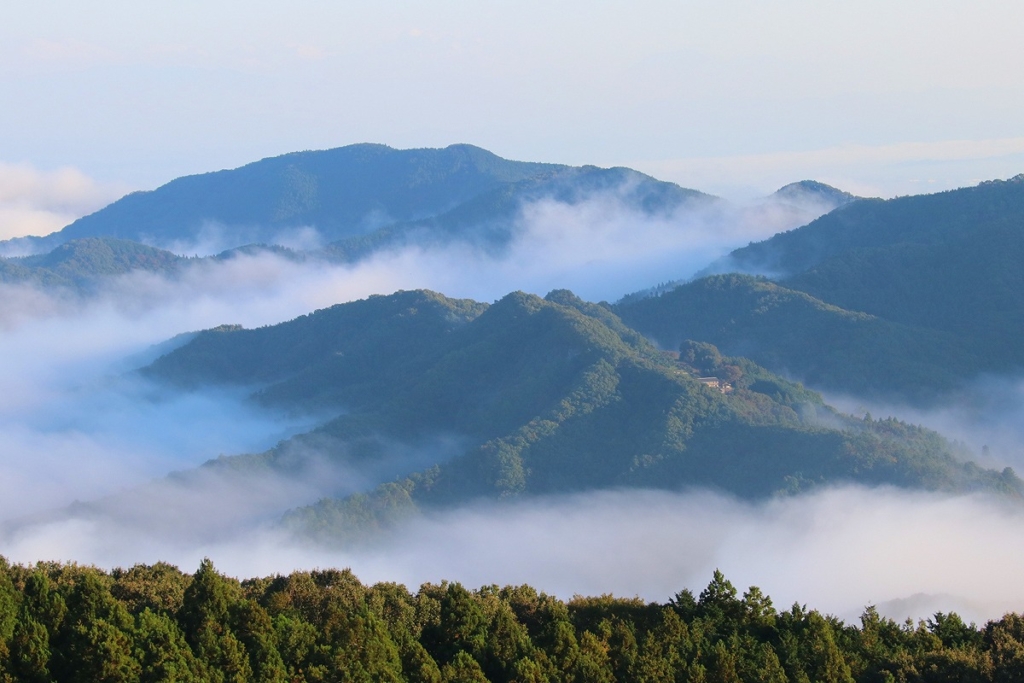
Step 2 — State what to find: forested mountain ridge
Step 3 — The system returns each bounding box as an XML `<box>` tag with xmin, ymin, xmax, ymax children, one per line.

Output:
<box><xmin>4</xmin><ymin>144</ymin><xmax>715</xmax><ymax>257</ymax></box>
<box><xmin>0</xmin><ymin>237</ymin><xmax>318</xmax><ymax>292</ymax></box>
<box><xmin>777</xmin><ymin>179</ymin><xmax>1024</xmax><ymax>369</ymax></box>
<box><xmin>142</xmin><ymin>289</ymin><xmax>1019</xmax><ymax>543</ymax></box>
<box><xmin>721</xmin><ymin>174</ymin><xmax>1024</xmax><ymax>277</ymax></box>
<box><xmin>770</xmin><ymin>179</ymin><xmax>859</xmax><ymax>208</ymax></box>
<box><xmin>0</xmin><ymin>237</ymin><xmax>186</xmax><ymax>289</ymax></box>
<box><xmin>24</xmin><ymin>144</ymin><xmax>559</xmax><ymax>250</ymax></box>
<box><xmin>615</xmin><ymin>274</ymin><xmax>989</xmax><ymax>403</ymax></box>
<box><xmin>2</xmin><ymin>558</ymin><xmax>1021</xmax><ymax>683</ymax></box>
<box><xmin>622</xmin><ymin>175</ymin><xmax>1024</xmax><ymax>403</ymax></box>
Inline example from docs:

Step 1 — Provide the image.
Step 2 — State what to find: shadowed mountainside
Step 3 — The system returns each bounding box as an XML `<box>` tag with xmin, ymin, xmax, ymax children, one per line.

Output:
<box><xmin>615</xmin><ymin>274</ymin><xmax>988</xmax><ymax>403</ymax></box>
<box><xmin>621</xmin><ymin>175</ymin><xmax>1024</xmax><ymax>404</ymax></box>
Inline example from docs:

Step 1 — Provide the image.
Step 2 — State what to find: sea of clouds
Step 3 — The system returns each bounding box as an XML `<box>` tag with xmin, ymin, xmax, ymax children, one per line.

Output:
<box><xmin>2</xmin><ymin>176</ymin><xmax>1022</xmax><ymax>625</ymax></box>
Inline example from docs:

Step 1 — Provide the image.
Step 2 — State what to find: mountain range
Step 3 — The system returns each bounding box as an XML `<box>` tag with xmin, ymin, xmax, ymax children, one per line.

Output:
<box><xmin>3</xmin><ymin>143</ymin><xmax>1023</xmax><ymax>544</ymax></box>
<box><xmin>0</xmin><ymin>144</ymin><xmax>854</xmax><ymax>286</ymax></box>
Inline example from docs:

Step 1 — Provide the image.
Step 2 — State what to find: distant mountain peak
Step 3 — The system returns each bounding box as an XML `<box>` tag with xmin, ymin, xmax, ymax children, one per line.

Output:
<box><xmin>770</xmin><ymin>180</ymin><xmax>859</xmax><ymax>207</ymax></box>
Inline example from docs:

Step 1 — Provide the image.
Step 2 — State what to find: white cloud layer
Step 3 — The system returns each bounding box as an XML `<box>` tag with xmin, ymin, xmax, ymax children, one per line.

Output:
<box><xmin>5</xmin><ymin>486</ymin><xmax>1024</xmax><ymax>626</ymax></box>
<box><xmin>0</xmin><ymin>162</ymin><xmax>128</xmax><ymax>239</ymax></box>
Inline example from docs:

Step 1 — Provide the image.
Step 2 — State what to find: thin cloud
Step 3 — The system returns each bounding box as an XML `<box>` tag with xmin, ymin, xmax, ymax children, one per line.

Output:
<box><xmin>823</xmin><ymin>376</ymin><xmax>1024</xmax><ymax>473</ymax></box>
<box><xmin>5</xmin><ymin>486</ymin><xmax>1024</xmax><ymax>626</ymax></box>
<box><xmin>0</xmin><ymin>161</ymin><xmax>130</xmax><ymax>240</ymax></box>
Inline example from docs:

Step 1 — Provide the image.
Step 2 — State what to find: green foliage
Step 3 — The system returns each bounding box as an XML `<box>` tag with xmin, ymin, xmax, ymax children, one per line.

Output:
<box><xmin>0</xmin><ymin>559</ymin><xmax>976</xmax><ymax>683</ymax></box>
<box><xmin>133</xmin><ymin>609</ymin><xmax>204</xmax><ymax>682</ymax></box>
<box><xmin>110</xmin><ymin>562</ymin><xmax>191</xmax><ymax>617</ymax></box>
<box><xmin>144</xmin><ymin>288</ymin><xmax>488</xmax><ymax>399</ymax></box>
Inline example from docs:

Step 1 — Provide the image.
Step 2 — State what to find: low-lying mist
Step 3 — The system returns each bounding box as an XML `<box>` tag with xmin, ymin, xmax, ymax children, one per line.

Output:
<box><xmin>5</xmin><ymin>486</ymin><xmax>1024</xmax><ymax>626</ymax></box>
<box><xmin>824</xmin><ymin>377</ymin><xmax>1024</xmax><ymax>473</ymax></box>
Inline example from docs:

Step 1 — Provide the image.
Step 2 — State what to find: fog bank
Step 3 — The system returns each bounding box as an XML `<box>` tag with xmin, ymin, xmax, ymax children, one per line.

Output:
<box><xmin>5</xmin><ymin>486</ymin><xmax>1024</xmax><ymax>626</ymax></box>
<box><xmin>824</xmin><ymin>376</ymin><xmax>1024</xmax><ymax>473</ymax></box>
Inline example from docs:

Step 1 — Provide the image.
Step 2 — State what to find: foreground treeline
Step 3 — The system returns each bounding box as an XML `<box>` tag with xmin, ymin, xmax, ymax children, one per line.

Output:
<box><xmin>0</xmin><ymin>559</ymin><xmax>1022</xmax><ymax>682</ymax></box>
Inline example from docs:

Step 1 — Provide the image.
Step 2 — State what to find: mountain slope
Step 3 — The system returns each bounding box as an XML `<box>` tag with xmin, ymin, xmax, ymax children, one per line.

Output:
<box><xmin>725</xmin><ymin>174</ymin><xmax>1024</xmax><ymax>277</ymax></box>
<box><xmin>614</xmin><ymin>274</ymin><xmax>987</xmax><ymax>402</ymax></box>
<box><xmin>142</xmin><ymin>289</ymin><xmax>1019</xmax><ymax>543</ymax></box>
<box><xmin>0</xmin><ymin>237</ymin><xmax>185</xmax><ymax>289</ymax></box>
<box><xmin>48</xmin><ymin>144</ymin><xmax>560</xmax><ymax>248</ymax></box>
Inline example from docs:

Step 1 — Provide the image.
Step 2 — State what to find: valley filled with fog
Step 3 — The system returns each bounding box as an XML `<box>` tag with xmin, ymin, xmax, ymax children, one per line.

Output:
<box><xmin>2</xmin><ymin>185</ymin><xmax>1024</xmax><ymax>626</ymax></box>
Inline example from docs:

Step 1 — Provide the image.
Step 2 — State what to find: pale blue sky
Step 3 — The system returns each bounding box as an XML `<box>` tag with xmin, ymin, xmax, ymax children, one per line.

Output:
<box><xmin>2</xmin><ymin>1</ymin><xmax>1023</xmax><ymax>210</ymax></box>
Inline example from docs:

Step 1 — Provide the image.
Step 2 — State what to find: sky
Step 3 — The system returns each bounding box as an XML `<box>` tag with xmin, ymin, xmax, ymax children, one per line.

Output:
<box><xmin>2</xmin><ymin>0</ymin><xmax>1024</xmax><ymax>239</ymax></box>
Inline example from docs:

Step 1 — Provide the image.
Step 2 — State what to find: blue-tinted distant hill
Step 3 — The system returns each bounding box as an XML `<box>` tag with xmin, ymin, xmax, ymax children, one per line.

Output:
<box><xmin>619</xmin><ymin>175</ymin><xmax>1024</xmax><ymax>403</ymax></box>
<box><xmin>618</xmin><ymin>180</ymin><xmax>860</xmax><ymax>304</ymax></box>
<box><xmin>0</xmin><ymin>237</ymin><xmax>186</xmax><ymax>289</ymax></box>
<box><xmin>8</xmin><ymin>144</ymin><xmax>716</xmax><ymax>255</ymax></box>
<box><xmin>770</xmin><ymin>179</ymin><xmax>859</xmax><ymax>209</ymax></box>
<box><xmin>720</xmin><ymin>174</ymin><xmax>1024</xmax><ymax>361</ymax></box>
<box><xmin>722</xmin><ymin>174</ymin><xmax>1024</xmax><ymax>278</ymax></box>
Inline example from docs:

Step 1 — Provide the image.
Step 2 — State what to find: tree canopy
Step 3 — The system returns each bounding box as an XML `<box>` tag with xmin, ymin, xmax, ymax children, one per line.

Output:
<box><xmin>0</xmin><ymin>557</ymin><xmax>1021</xmax><ymax>683</ymax></box>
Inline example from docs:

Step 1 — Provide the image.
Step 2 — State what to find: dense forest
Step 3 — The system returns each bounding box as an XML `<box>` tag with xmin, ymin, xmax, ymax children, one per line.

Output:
<box><xmin>0</xmin><ymin>238</ymin><xmax>186</xmax><ymax>290</ymax></box>
<box><xmin>0</xmin><ymin>556</ymin><xmax>1021</xmax><ymax>682</ymax></box>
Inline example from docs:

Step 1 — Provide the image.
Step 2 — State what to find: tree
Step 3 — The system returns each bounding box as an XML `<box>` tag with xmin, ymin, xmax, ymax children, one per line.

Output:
<box><xmin>482</xmin><ymin>601</ymin><xmax>534</xmax><ymax>681</ymax></box>
<box><xmin>423</xmin><ymin>583</ymin><xmax>488</xmax><ymax>666</ymax></box>
<box><xmin>178</xmin><ymin>559</ymin><xmax>252</xmax><ymax>683</ymax></box>
<box><xmin>133</xmin><ymin>609</ymin><xmax>204</xmax><ymax>683</ymax></box>
<box><xmin>52</xmin><ymin>570</ymin><xmax>141</xmax><ymax>683</ymax></box>
<box><xmin>8</xmin><ymin>613</ymin><xmax>51</xmax><ymax>683</ymax></box>
<box><xmin>697</xmin><ymin>570</ymin><xmax>743</xmax><ymax>636</ymax></box>
<box><xmin>231</xmin><ymin>600</ymin><xmax>287</xmax><ymax>683</ymax></box>
<box><xmin>440</xmin><ymin>650</ymin><xmax>489</xmax><ymax>683</ymax></box>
